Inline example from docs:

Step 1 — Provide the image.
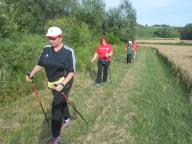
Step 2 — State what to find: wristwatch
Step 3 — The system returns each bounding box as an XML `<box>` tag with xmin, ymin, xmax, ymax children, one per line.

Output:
<box><xmin>59</xmin><ymin>83</ymin><xmax>65</xmax><ymax>87</ymax></box>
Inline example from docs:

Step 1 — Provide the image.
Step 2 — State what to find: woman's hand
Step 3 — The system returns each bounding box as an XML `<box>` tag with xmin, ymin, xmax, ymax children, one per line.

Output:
<box><xmin>91</xmin><ymin>58</ymin><xmax>96</xmax><ymax>63</ymax></box>
<box><xmin>26</xmin><ymin>73</ymin><xmax>33</xmax><ymax>83</ymax></box>
<box><xmin>105</xmin><ymin>53</ymin><xmax>109</xmax><ymax>58</ymax></box>
<box><xmin>54</xmin><ymin>84</ymin><xmax>64</xmax><ymax>92</ymax></box>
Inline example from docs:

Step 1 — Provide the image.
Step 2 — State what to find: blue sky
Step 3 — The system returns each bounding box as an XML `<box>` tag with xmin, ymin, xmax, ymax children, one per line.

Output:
<box><xmin>104</xmin><ymin>0</ymin><xmax>192</xmax><ymax>27</ymax></box>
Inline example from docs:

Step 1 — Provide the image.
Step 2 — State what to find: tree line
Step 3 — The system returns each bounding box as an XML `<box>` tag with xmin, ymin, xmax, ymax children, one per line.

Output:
<box><xmin>0</xmin><ymin>0</ymin><xmax>137</xmax><ymax>41</ymax></box>
<box><xmin>180</xmin><ymin>24</ymin><xmax>192</xmax><ymax>40</ymax></box>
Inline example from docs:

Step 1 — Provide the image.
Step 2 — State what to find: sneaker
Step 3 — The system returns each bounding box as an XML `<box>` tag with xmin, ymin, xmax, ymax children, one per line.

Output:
<box><xmin>48</xmin><ymin>137</ymin><xmax>61</xmax><ymax>144</ymax></box>
<box><xmin>102</xmin><ymin>82</ymin><xmax>107</xmax><ymax>85</ymax></box>
<box><xmin>62</xmin><ymin>118</ymin><xmax>71</xmax><ymax>129</ymax></box>
<box><xmin>95</xmin><ymin>83</ymin><xmax>101</xmax><ymax>87</ymax></box>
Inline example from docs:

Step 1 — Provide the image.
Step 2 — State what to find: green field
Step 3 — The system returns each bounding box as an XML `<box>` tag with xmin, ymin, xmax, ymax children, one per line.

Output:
<box><xmin>0</xmin><ymin>47</ymin><xmax>191</xmax><ymax>144</ymax></box>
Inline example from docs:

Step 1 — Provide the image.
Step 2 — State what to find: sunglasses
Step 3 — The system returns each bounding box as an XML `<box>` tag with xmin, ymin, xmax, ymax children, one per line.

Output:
<box><xmin>48</xmin><ymin>37</ymin><xmax>58</xmax><ymax>41</ymax></box>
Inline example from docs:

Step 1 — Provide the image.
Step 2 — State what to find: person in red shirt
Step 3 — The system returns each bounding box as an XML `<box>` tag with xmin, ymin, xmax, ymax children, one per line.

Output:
<box><xmin>132</xmin><ymin>40</ymin><xmax>139</xmax><ymax>60</ymax></box>
<box><xmin>91</xmin><ymin>36</ymin><xmax>113</xmax><ymax>86</ymax></box>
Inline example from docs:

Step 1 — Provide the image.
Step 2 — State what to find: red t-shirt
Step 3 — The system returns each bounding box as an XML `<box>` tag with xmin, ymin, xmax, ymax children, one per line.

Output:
<box><xmin>96</xmin><ymin>44</ymin><xmax>113</xmax><ymax>61</ymax></box>
<box><xmin>132</xmin><ymin>42</ymin><xmax>138</xmax><ymax>52</ymax></box>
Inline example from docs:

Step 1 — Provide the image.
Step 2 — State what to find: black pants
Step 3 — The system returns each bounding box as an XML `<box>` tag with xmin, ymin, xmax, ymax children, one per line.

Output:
<box><xmin>127</xmin><ymin>54</ymin><xmax>132</xmax><ymax>63</ymax></box>
<box><xmin>51</xmin><ymin>80</ymin><xmax>73</xmax><ymax>137</ymax></box>
<box><xmin>96</xmin><ymin>60</ymin><xmax>109</xmax><ymax>84</ymax></box>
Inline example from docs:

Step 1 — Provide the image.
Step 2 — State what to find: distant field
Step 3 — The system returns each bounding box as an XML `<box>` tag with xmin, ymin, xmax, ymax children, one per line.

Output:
<box><xmin>137</xmin><ymin>38</ymin><xmax>192</xmax><ymax>44</ymax></box>
<box><xmin>139</xmin><ymin>42</ymin><xmax>192</xmax><ymax>89</ymax></box>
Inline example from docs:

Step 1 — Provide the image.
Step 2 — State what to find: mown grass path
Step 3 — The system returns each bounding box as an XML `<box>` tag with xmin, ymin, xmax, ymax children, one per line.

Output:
<box><xmin>0</xmin><ymin>47</ymin><xmax>191</xmax><ymax>144</ymax></box>
<box><xmin>129</xmin><ymin>48</ymin><xmax>192</xmax><ymax>144</ymax></box>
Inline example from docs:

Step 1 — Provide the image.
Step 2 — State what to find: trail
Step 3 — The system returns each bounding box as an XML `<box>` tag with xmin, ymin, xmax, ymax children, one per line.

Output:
<box><xmin>72</xmin><ymin>58</ymin><xmax>136</xmax><ymax>144</ymax></box>
<box><xmin>0</xmin><ymin>47</ymin><xmax>191</xmax><ymax>144</ymax></box>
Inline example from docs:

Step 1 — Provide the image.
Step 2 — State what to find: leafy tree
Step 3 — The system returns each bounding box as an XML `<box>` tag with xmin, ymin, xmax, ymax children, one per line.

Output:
<box><xmin>0</xmin><ymin>0</ymin><xmax>20</xmax><ymax>37</ymax></box>
<box><xmin>105</xmin><ymin>0</ymin><xmax>137</xmax><ymax>42</ymax></box>
<box><xmin>180</xmin><ymin>23</ymin><xmax>192</xmax><ymax>40</ymax></box>
<box><xmin>77</xmin><ymin>0</ymin><xmax>106</xmax><ymax>34</ymax></box>
<box><xmin>106</xmin><ymin>8</ymin><xmax>122</xmax><ymax>28</ymax></box>
<box><xmin>119</xmin><ymin>0</ymin><xmax>137</xmax><ymax>41</ymax></box>
<box><xmin>0</xmin><ymin>0</ymin><xmax>80</xmax><ymax>37</ymax></box>
<box><xmin>153</xmin><ymin>25</ymin><xmax>179</xmax><ymax>38</ymax></box>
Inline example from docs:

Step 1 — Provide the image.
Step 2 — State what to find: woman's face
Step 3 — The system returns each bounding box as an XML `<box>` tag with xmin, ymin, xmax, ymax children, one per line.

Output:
<box><xmin>49</xmin><ymin>36</ymin><xmax>62</xmax><ymax>48</ymax></box>
<box><xmin>101</xmin><ymin>38</ymin><xmax>107</xmax><ymax>45</ymax></box>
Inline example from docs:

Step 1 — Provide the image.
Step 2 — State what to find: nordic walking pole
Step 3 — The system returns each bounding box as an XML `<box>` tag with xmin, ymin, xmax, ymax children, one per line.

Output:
<box><xmin>108</xmin><ymin>65</ymin><xmax>112</xmax><ymax>83</ymax></box>
<box><xmin>27</xmin><ymin>73</ymin><xmax>49</xmax><ymax>126</ymax></box>
<box><xmin>60</xmin><ymin>91</ymin><xmax>88</xmax><ymax>126</ymax></box>
<box><xmin>92</xmin><ymin>63</ymin><xmax>96</xmax><ymax>80</ymax></box>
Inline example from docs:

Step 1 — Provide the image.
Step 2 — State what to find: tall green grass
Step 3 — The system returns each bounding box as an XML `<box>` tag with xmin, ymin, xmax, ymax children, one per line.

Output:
<box><xmin>130</xmin><ymin>48</ymin><xmax>192</xmax><ymax>143</ymax></box>
<box><xmin>0</xmin><ymin>34</ymin><xmax>47</xmax><ymax>104</ymax></box>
